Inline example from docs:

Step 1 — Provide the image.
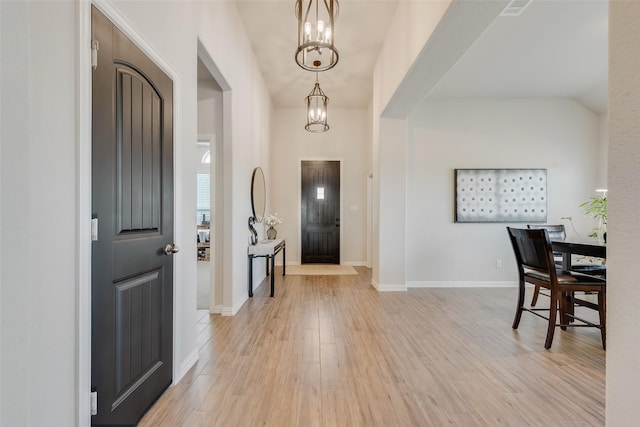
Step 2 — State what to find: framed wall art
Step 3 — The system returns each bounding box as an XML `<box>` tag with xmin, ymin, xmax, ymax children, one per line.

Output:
<box><xmin>455</xmin><ymin>168</ymin><xmax>547</xmax><ymax>223</ymax></box>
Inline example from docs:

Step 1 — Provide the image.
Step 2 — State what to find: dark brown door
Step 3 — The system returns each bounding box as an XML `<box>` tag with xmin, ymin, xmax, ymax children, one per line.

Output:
<box><xmin>91</xmin><ymin>6</ymin><xmax>174</xmax><ymax>426</ymax></box>
<box><xmin>301</xmin><ymin>161</ymin><xmax>340</xmax><ymax>264</ymax></box>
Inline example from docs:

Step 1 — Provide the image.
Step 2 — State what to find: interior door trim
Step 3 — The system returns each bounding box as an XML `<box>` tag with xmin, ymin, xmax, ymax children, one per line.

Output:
<box><xmin>297</xmin><ymin>158</ymin><xmax>344</xmax><ymax>264</ymax></box>
<box><xmin>77</xmin><ymin>2</ymin><xmax>93</xmax><ymax>424</ymax></box>
<box><xmin>78</xmin><ymin>1</ymin><xmax>185</xmax><ymax>423</ymax></box>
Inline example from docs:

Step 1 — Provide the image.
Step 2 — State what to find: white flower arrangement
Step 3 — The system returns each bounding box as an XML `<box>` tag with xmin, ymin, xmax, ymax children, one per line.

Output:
<box><xmin>263</xmin><ymin>213</ymin><xmax>283</xmax><ymax>228</ymax></box>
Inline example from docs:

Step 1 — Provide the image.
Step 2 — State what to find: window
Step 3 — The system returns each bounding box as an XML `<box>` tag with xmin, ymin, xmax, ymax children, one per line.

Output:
<box><xmin>201</xmin><ymin>150</ymin><xmax>211</xmax><ymax>164</ymax></box>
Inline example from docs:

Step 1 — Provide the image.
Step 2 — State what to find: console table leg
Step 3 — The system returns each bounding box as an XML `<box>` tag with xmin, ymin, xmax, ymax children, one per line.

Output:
<box><xmin>270</xmin><ymin>254</ymin><xmax>275</xmax><ymax>297</ymax></box>
<box><xmin>248</xmin><ymin>254</ymin><xmax>253</xmax><ymax>297</ymax></box>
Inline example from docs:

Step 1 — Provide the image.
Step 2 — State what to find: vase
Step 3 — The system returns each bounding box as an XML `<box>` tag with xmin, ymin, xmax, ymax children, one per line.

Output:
<box><xmin>266</xmin><ymin>226</ymin><xmax>277</xmax><ymax>240</ymax></box>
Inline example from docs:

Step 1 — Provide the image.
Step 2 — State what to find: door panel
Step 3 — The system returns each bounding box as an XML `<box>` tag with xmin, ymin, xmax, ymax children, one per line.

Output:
<box><xmin>116</xmin><ymin>68</ymin><xmax>163</xmax><ymax>233</ymax></box>
<box><xmin>113</xmin><ymin>270</ymin><xmax>162</xmax><ymax>400</ymax></box>
<box><xmin>91</xmin><ymin>6</ymin><xmax>173</xmax><ymax>426</ymax></box>
<box><xmin>301</xmin><ymin>161</ymin><xmax>340</xmax><ymax>264</ymax></box>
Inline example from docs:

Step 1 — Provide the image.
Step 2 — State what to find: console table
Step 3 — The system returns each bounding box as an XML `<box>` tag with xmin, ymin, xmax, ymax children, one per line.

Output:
<box><xmin>247</xmin><ymin>238</ymin><xmax>286</xmax><ymax>297</ymax></box>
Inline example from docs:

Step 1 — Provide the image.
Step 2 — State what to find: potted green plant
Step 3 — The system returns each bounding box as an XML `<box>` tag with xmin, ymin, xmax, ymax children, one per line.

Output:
<box><xmin>580</xmin><ymin>192</ymin><xmax>607</xmax><ymax>240</ymax></box>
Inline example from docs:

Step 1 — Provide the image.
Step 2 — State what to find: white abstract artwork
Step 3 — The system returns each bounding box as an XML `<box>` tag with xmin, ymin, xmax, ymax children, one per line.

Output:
<box><xmin>455</xmin><ymin>169</ymin><xmax>547</xmax><ymax>223</ymax></box>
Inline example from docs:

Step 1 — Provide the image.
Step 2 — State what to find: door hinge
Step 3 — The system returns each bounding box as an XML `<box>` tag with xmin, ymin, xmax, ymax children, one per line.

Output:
<box><xmin>91</xmin><ymin>39</ymin><xmax>99</xmax><ymax>70</ymax></box>
<box><xmin>91</xmin><ymin>215</ymin><xmax>98</xmax><ymax>241</ymax></box>
<box><xmin>91</xmin><ymin>389</ymin><xmax>98</xmax><ymax>416</ymax></box>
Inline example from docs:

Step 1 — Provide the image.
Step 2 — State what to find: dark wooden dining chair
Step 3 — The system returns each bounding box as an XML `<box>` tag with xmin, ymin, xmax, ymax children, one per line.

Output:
<box><xmin>526</xmin><ymin>224</ymin><xmax>566</xmax><ymax>306</ymax></box>
<box><xmin>507</xmin><ymin>227</ymin><xmax>606</xmax><ymax>349</ymax></box>
<box><xmin>526</xmin><ymin>223</ymin><xmax>566</xmax><ymax>239</ymax></box>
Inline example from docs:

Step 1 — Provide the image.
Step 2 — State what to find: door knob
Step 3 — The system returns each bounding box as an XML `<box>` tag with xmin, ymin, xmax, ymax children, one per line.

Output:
<box><xmin>164</xmin><ymin>243</ymin><xmax>180</xmax><ymax>256</ymax></box>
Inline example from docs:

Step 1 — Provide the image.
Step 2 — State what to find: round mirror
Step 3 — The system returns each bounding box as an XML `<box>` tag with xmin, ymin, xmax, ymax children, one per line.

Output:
<box><xmin>251</xmin><ymin>167</ymin><xmax>266</xmax><ymax>222</ymax></box>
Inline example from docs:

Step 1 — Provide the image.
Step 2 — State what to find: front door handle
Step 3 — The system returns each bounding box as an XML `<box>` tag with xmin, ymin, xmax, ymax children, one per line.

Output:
<box><xmin>164</xmin><ymin>243</ymin><xmax>180</xmax><ymax>256</ymax></box>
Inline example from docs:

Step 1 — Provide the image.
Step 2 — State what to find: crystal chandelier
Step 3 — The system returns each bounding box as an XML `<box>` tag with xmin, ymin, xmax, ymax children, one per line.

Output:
<box><xmin>305</xmin><ymin>74</ymin><xmax>329</xmax><ymax>132</ymax></box>
<box><xmin>295</xmin><ymin>0</ymin><xmax>339</xmax><ymax>72</ymax></box>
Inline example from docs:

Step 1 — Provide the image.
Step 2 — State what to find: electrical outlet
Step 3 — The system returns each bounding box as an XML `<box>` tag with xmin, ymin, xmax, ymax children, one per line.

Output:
<box><xmin>496</xmin><ymin>259</ymin><xmax>502</xmax><ymax>269</ymax></box>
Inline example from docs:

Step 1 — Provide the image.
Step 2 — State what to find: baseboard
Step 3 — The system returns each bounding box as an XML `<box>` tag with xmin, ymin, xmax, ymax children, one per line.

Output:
<box><xmin>277</xmin><ymin>261</ymin><xmax>368</xmax><ymax>267</ymax></box>
<box><xmin>406</xmin><ymin>281</ymin><xmax>518</xmax><ymax>288</ymax></box>
<box><xmin>209</xmin><ymin>305</ymin><xmax>224</xmax><ymax>314</ymax></box>
<box><xmin>371</xmin><ymin>278</ymin><xmax>407</xmax><ymax>292</ymax></box>
<box><xmin>221</xmin><ymin>292</ymin><xmax>251</xmax><ymax>317</ymax></box>
<box><xmin>177</xmin><ymin>348</ymin><xmax>199</xmax><ymax>383</ymax></box>
<box><xmin>220</xmin><ymin>306</ymin><xmax>235</xmax><ymax>316</ymax></box>
<box><xmin>377</xmin><ymin>284</ymin><xmax>408</xmax><ymax>291</ymax></box>
<box><xmin>224</xmin><ymin>301</ymin><xmax>242</xmax><ymax>316</ymax></box>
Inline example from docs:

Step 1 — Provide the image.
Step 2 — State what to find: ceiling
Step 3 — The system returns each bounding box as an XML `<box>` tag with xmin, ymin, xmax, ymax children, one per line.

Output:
<box><xmin>234</xmin><ymin>0</ymin><xmax>608</xmax><ymax>114</ymax></box>
<box><xmin>234</xmin><ymin>0</ymin><xmax>399</xmax><ymax>109</ymax></box>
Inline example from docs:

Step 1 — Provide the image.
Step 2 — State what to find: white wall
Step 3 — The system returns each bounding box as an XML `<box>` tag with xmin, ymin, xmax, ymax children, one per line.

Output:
<box><xmin>596</xmin><ymin>113</ymin><xmax>608</xmax><ymax>190</ymax></box>
<box><xmin>1</xmin><ymin>0</ymin><xmax>272</xmax><ymax>424</ymax></box>
<box><xmin>406</xmin><ymin>98</ymin><xmax>603</xmax><ymax>286</ymax></box>
<box><xmin>607</xmin><ymin>1</ymin><xmax>640</xmax><ymax>424</ymax></box>
<box><xmin>366</xmin><ymin>101</ymin><xmax>374</xmax><ymax>267</ymax></box>
<box><xmin>374</xmin><ymin>0</ymin><xmax>452</xmax><ymax>115</ymax></box>
<box><xmin>375</xmin><ymin>117</ymin><xmax>408</xmax><ymax>290</ymax></box>
<box><xmin>271</xmin><ymin>108</ymin><xmax>369</xmax><ymax>265</ymax></box>
<box><xmin>1</xmin><ymin>1</ymin><xmax>78</xmax><ymax>424</ymax></box>
<box><xmin>371</xmin><ymin>0</ymin><xmax>453</xmax><ymax>289</ymax></box>
<box><xmin>197</xmin><ymin>74</ymin><xmax>222</xmax><ymax>137</ymax></box>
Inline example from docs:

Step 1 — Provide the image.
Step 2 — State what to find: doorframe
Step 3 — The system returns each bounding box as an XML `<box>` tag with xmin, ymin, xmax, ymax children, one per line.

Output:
<box><xmin>196</xmin><ymin>41</ymin><xmax>233</xmax><ymax>315</ymax></box>
<box><xmin>297</xmin><ymin>158</ymin><xmax>344</xmax><ymax>264</ymax></box>
<box><xmin>78</xmin><ymin>1</ymin><xmax>184</xmax><ymax>424</ymax></box>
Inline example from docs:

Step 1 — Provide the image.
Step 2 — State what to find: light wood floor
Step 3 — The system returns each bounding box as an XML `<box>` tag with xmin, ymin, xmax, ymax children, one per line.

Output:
<box><xmin>139</xmin><ymin>267</ymin><xmax>605</xmax><ymax>426</ymax></box>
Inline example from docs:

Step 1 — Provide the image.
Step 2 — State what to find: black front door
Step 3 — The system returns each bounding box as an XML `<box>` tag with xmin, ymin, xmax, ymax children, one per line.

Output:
<box><xmin>301</xmin><ymin>160</ymin><xmax>340</xmax><ymax>264</ymax></box>
<box><xmin>91</xmin><ymin>6</ymin><xmax>174</xmax><ymax>425</ymax></box>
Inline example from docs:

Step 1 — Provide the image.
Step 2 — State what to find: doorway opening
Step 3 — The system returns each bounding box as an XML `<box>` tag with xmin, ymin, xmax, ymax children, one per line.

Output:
<box><xmin>196</xmin><ymin>136</ymin><xmax>213</xmax><ymax>309</ymax></box>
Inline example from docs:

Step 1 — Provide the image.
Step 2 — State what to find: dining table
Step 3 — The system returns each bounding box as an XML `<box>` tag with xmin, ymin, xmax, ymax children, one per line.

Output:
<box><xmin>551</xmin><ymin>237</ymin><xmax>606</xmax><ymax>272</ymax></box>
<box><xmin>551</xmin><ymin>237</ymin><xmax>606</xmax><ymax>323</ymax></box>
